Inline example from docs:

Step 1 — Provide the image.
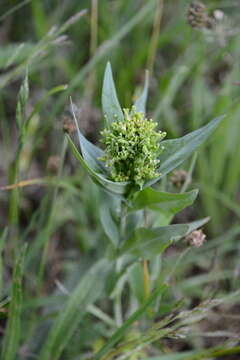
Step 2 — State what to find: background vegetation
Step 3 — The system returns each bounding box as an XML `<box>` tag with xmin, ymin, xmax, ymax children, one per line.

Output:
<box><xmin>0</xmin><ymin>0</ymin><xmax>240</xmax><ymax>359</ymax></box>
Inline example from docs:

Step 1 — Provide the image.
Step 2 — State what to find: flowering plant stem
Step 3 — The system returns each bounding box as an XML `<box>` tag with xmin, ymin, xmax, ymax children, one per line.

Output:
<box><xmin>68</xmin><ymin>61</ymin><xmax>224</xmax><ymax>334</ymax></box>
<box><xmin>114</xmin><ymin>257</ymin><xmax>123</xmax><ymax>327</ymax></box>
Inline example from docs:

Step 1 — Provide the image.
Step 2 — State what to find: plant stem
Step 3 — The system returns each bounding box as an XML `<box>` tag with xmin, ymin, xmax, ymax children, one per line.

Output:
<box><xmin>114</xmin><ymin>257</ymin><xmax>123</xmax><ymax>327</ymax></box>
<box><xmin>114</xmin><ymin>202</ymin><xmax>127</xmax><ymax>327</ymax></box>
<box><xmin>8</xmin><ymin>141</ymin><xmax>23</xmax><ymax>227</ymax></box>
<box><xmin>143</xmin><ymin>259</ymin><xmax>151</xmax><ymax>299</ymax></box>
<box><xmin>143</xmin><ymin>209</ymin><xmax>151</xmax><ymax>300</ymax></box>
<box><xmin>88</xmin><ymin>304</ymin><xmax>117</xmax><ymax>328</ymax></box>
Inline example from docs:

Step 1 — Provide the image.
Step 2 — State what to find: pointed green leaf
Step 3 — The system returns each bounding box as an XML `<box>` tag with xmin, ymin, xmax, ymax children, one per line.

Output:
<box><xmin>131</xmin><ymin>189</ymin><xmax>198</xmax><ymax>215</ymax></box>
<box><xmin>173</xmin><ymin>217</ymin><xmax>210</xmax><ymax>242</ymax></box>
<box><xmin>100</xmin><ymin>193</ymin><xmax>121</xmax><ymax>247</ymax></box>
<box><xmin>70</xmin><ymin>99</ymin><xmax>106</xmax><ymax>173</ymax></box>
<box><xmin>184</xmin><ymin>217</ymin><xmax>210</xmax><ymax>235</ymax></box>
<box><xmin>67</xmin><ymin>135</ymin><xmax>130</xmax><ymax>195</ymax></box>
<box><xmin>146</xmin><ymin>115</ymin><xmax>225</xmax><ymax>186</ymax></box>
<box><xmin>2</xmin><ymin>245</ymin><xmax>27</xmax><ymax>360</ymax></box>
<box><xmin>120</xmin><ymin>225</ymin><xmax>189</xmax><ymax>259</ymax></box>
<box><xmin>102</xmin><ymin>62</ymin><xmax>124</xmax><ymax>126</ymax></box>
<box><xmin>134</xmin><ymin>69</ymin><xmax>149</xmax><ymax>114</ymax></box>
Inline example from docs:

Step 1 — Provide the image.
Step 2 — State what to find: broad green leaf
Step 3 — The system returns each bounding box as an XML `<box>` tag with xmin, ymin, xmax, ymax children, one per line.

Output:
<box><xmin>95</xmin><ymin>284</ymin><xmax>167</xmax><ymax>360</ymax></box>
<box><xmin>146</xmin><ymin>115</ymin><xmax>225</xmax><ymax>187</ymax></box>
<box><xmin>102</xmin><ymin>62</ymin><xmax>124</xmax><ymax>126</ymax></box>
<box><xmin>40</xmin><ymin>259</ymin><xmax>111</xmax><ymax>360</ymax></box>
<box><xmin>131</xmin><ymin>189</ymin><xmax>198</xmax><ymax>215</ymax></box>
<box><xmin>1</xmin><ymin>245</ymin><xmax>27</xmax><ymax>360</ymax></box>
<box><xmin>120</xmin><ymin>224</ymin><xmax>189</xmax><ymax>259</ymax></box>
<box><xmin>134</xmin><ymin>69</ymin><xmax>149</xmax><ymax>114</ymax></box>
<box><xmin>67</xmin><ymin>135</ymin><xmax>130</xmax><ymax>195</ymax></box>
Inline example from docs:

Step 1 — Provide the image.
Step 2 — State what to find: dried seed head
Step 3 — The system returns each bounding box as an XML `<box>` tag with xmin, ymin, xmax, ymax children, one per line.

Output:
<box><xmin>63</xmin><ymin>116</ymin><xmax>77</xmax><ymax>134</ymax></box>
<box><xmin>186</xmin><ymin>229</ymin><xmax>206</xmax><ymax>248</ymax></box>
<box><xmin>170</xmin><ymin>169</ymin><xmax>191</xmax><ymax>189</ymax></box>
<box><xmin>187</xmin><ymin>1</ymin><xmax>214</xmax><ymax>30</ymax></box>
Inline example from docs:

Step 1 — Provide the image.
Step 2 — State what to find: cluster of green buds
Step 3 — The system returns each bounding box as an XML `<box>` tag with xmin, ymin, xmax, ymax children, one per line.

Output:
<box><xmin>100</xmin><ymin>107</ymin><xmax>166</xmax><ymax>187</ymax></box>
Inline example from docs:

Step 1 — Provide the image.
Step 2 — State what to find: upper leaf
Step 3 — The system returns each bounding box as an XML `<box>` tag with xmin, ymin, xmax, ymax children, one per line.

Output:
<box><xmin>145</xmin><ymin>115</ymin><xmax>225</xmax><ymax>187</ymax></box>
<box><xmin>102</xmin><ymin>62</ymin><xmax>124</xmax><ymax>126</ymax></box>
<box><xmin>70</xmin><ymin>100</ymin><xmax>106</xmax><ymax>174</ymax></box>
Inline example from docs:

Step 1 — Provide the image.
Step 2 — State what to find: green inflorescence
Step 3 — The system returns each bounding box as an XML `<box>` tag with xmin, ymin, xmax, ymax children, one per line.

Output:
<box><xmin>100</xmin><ymin>107</ymin><xmax>166</xmax><ymax>187</ymax></box>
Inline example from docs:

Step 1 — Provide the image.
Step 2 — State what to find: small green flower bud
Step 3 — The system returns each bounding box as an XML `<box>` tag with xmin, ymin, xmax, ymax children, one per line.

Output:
<box><xmin>100</xmin><ymin>107</ymin><xmax>166</xmax><ymax>188</ymax></box>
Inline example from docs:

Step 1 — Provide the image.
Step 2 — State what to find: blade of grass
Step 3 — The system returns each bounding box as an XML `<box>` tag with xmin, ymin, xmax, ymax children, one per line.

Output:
<box><xmin>0</xmin><ymin>228</ymin><xmax>8</xmax><ymax>298</ymax></box>
<box><xmin>8</xmin><ymin>83</ymin><xmax>67</xmax><ymax>231</ymax></box>
<box><xmin>1</xmin><ymin>245</ymin><xmax>27</xmax><ymax>360</ymax></box>
<box><xmin>95</xmin><ymin>284</ymin><xmax>167</xmax><ymax>360</ymax></box>
<box><xmin>39</xmin><ymin>259</ymin><xmax>111</xmax><ymax>360</ymax></box>
<box><xmin>0</xmin><ymin>10</ymin><xmax>87</xmax><ymax>89</ymax></box>
<box><xmin>0</xmin><ymin>0</ymin><xmax>32</xmax><ymax>22</ymax></box>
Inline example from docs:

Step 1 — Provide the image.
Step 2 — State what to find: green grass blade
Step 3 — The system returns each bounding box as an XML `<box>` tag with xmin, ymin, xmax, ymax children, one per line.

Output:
<box><xmin>1</xmin><ymin>245</ymin><xmax>27</xmax><ymax>360</ymax></box>
<box><xmin>95</xmin><ymin>284</ymin><xmax>167</xmax><ymax>360</ymax></box>
<box><xmin>39</xmin><ymin>259</ymin><xmax>111</xmax><ymax>360</ymax></box>
<box><xmin>0</xmin><ymin>228</ymin><xmax>7</xmax><ymax>298</ymax></box>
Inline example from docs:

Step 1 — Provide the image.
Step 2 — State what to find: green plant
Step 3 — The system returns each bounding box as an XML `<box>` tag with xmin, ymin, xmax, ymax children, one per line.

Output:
<box><xmin>1</xmin><ymin>2</ymin><xmax>240</xmax><ymax>359</ymax></box>
<box><xmin>65</xmin><ymin>62</ymin><xmax>224</xmax><ymax>356</ymax></box>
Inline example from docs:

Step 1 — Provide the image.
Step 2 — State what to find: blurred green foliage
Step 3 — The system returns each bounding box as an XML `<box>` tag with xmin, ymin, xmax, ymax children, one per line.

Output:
<box><xmin>0</xmin><ymin>0</ymin><xmax>240</xmax><ymax>359</ymax></box>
